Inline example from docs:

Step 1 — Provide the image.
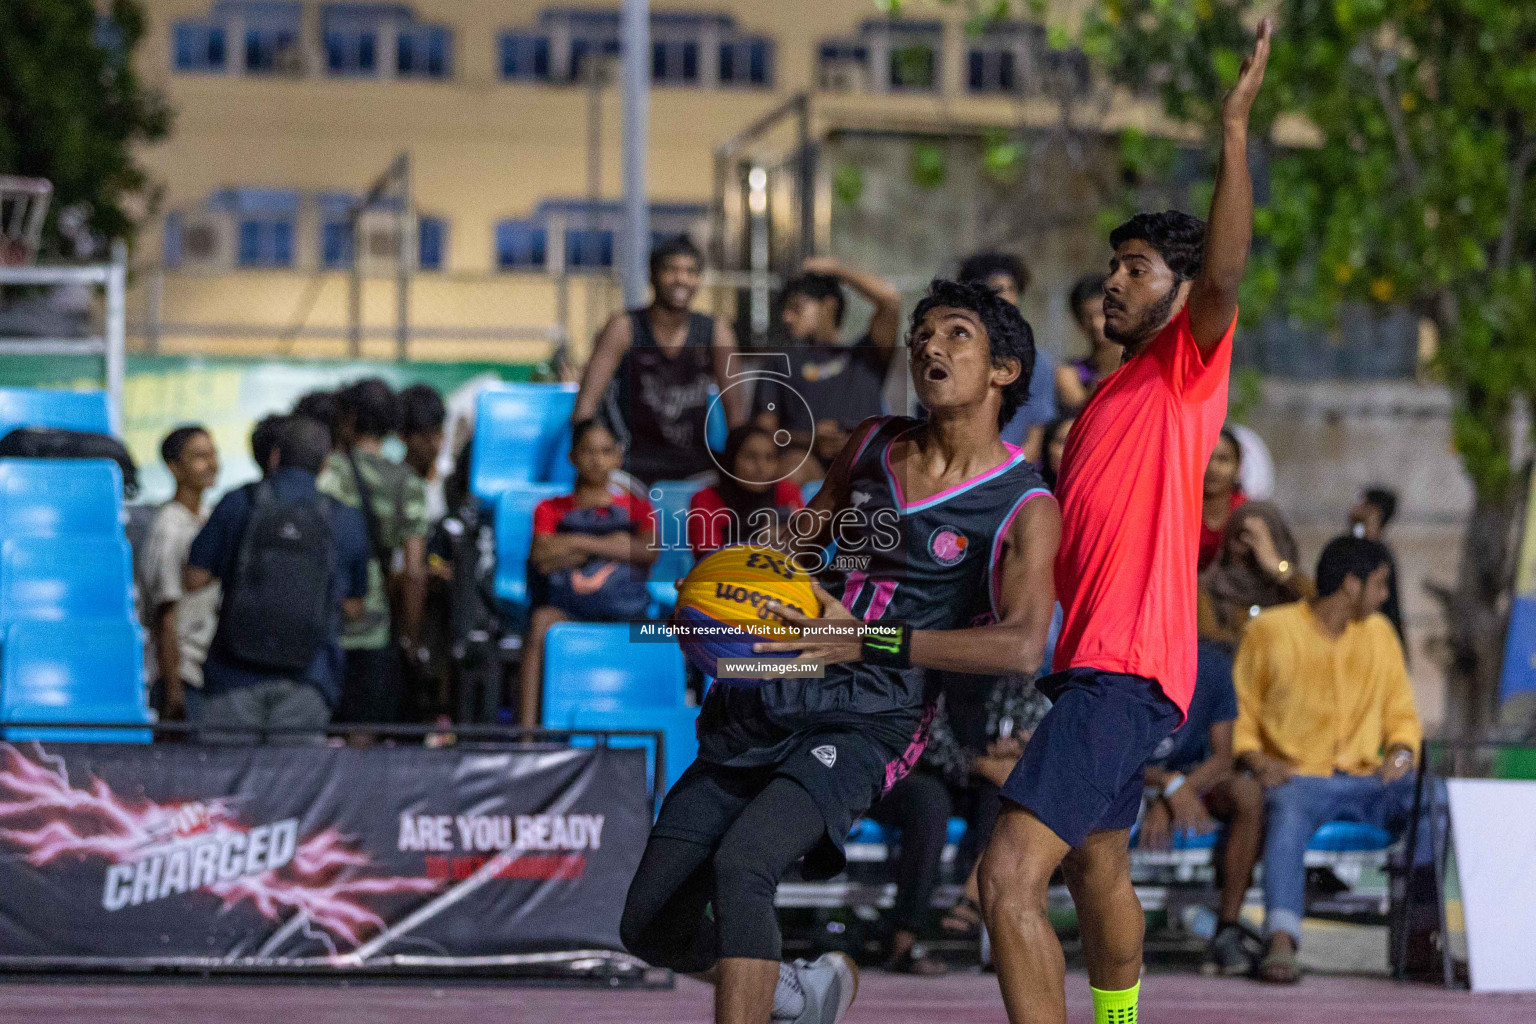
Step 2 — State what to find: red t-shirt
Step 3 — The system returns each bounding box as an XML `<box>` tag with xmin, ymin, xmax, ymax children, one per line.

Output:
<box><xmin>533</xmin><ymin>491</ymin><xmax>657</xmax><ymax>536</ymax></box>
<box><xmin>687</xmin><ymin>482</ymin><xmax>804</xmax><ymax>557</ymax></box>
<box><xmin>1052</xmin><ymin>308</ymin><xmax>1236</xmax><ymax>715</ymax></box>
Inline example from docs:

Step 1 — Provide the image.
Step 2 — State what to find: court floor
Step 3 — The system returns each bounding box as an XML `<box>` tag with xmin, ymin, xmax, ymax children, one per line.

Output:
<box><xmin>2</xmin><ymin>969</ymin><xmax>1530</xmax><ymax>1024</ymax></box>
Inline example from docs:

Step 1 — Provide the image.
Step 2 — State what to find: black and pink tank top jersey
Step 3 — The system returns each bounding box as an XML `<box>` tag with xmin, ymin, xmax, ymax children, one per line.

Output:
<box><xmin>697</xmin><ymin>415</ymin><xmax>1053</xmax><ymax>777</ymax></box>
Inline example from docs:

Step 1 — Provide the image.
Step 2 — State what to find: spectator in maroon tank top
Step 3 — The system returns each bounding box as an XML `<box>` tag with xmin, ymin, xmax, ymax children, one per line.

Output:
<box><xmin>686</xmin><ymin>425</ymin><xmax>804</xmax><ymax>558</ymax></box>
<box><xmin>574</xmin><ymin>237</ymin><xmax>746</xmax><ymax>486</ymax></box>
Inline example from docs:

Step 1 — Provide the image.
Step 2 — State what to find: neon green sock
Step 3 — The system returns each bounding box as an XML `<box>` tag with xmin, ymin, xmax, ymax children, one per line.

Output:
<box><xmin>1090</xmin><ymin>981</ymin><xmax>1140</xmax><ymax>1024</ymax></box>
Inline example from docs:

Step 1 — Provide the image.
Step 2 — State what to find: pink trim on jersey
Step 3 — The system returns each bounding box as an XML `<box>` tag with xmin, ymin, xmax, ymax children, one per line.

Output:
<box><xmin>881</xmin><ymin>425</ymin><xmax>1030</xmax><ymax>514</ymax></box>
<box><xmin>842</xmin><ymin>570</ymin><xmax>868</xmax><ymax>611</ymax></box>
<box><xmin>988</xmin><ymin>487</ymin><xmax>1055</xmax><ymax>616</ymax></box>
<box><xmin>848</xmin><ymin>417</ymin><xmax>889</xmax><ymax>469</ymax></box>
<box><xmin>883</xmin><ymin>702</ymin><xmax>937</xmax><ymax>793</ymax></box>
<box><xmin>864</xmin><ymin>580</ymin><xmax>898</xmax><ymax>621</ymax></box>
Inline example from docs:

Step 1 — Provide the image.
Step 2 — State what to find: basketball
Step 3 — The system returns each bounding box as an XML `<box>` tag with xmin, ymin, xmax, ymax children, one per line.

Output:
<box><xmin>675</xmin><ymin>545</ymin><xmax>819</xmax><ymax>682</ymax></box>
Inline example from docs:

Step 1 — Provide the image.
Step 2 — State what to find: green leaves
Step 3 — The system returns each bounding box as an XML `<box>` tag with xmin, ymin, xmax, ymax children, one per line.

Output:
<box><xmin>0</xmin><ymin>0</ymin><xmax>169</xmax><ymax>253</ymax></box>
<box><xmin>1083</xmin><ymin>0</ymin><xmax>1536</xmax><ymax>497</ymax></box>
<box><xmin>982</xmin><ymin>131</ymin><xmax>1024</xmax><ymax>185</ymax></box>
<box><xmin>833</xmin><ymin>164</ymin><xmax>866</xmax><ymax>207</ymax></box>
<box><xmin>910</xmin><ymin>142</ymin><xmax>948</xmax><ymax>189</ymax></box>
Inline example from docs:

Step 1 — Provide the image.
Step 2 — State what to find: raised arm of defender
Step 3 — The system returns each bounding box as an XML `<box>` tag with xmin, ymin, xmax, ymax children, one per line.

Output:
<box><xmin>1187</xmin><ymin>18</ymin><xmax>1272</xmax><ymax>353</ymax></box>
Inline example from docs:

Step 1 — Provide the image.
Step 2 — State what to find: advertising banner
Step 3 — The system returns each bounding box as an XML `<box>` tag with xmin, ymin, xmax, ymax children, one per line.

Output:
<box><xmin>1447</xmin><ymin>778</ymin><xmax>1536</xmax><ymax>992</ymax></box>
<box><xmin>0</xmin><ymin>741</ymin><xmax>648</xmax><ymax>967</ymax></box>
<box><xmin>0</xmin><ymin>354</ymin><xmax>536</xmax><ymax>503</ymax></box>
<box><xmin>1500</xmin><ymin>465</ymin><xmax>1536</xmax><ymax>705</ymax></box>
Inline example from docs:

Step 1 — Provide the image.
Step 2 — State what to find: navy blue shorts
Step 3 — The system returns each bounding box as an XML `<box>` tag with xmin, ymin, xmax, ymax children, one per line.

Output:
<box><xmin>1000</xmin><ymin>668</ymin><xmax>1182</xmax><ymax>848</ymax></box>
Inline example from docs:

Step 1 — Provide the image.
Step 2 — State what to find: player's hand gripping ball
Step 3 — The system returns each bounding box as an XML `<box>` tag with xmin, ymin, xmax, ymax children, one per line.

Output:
<box><xmin>675</xmin><ymin>545</ymin><xmax>818</xmax><ymax>684</ymax></box>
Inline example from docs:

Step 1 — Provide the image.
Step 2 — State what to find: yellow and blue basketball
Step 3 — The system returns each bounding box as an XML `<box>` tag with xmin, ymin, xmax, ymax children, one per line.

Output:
<box><xmin>675</xmin><ymin>545</ymin><xmax>819</xmax><ymax>684</ymax></box>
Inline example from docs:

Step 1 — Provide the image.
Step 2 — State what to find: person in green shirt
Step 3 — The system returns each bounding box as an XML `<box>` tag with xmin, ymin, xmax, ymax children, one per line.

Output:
<box><xmin>316</xmin><ymin>378</ymin><xmax>429</xmax><ymax>724</ymax></box>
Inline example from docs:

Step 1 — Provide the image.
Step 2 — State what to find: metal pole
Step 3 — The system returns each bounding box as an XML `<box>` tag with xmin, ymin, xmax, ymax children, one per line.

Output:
<box><xmin>396</xmin><ymin>153</ymin><xmax>411</xmax><ymax>362</ymax></box>
<box><xmin>105</xmin><ymin>241</ymin><xmax>127</xmax><ymax>434</ymax></box>
<box><xmin>147</xmin><ymin>263</ymin><xmax>162</xmax><ymax>355</ymax></box>
<box><xmin>348</xmin><ymin>230</ymin><xmax>362</xmax><ymax>357</ymax></box>
<box><xmin>747</xmin><ymin>166</ymin><xmax>769</xmax><ymax>344</ymax></box>
<box><xmin>587</xmin><ymin>57</ymin><xmax>605</xmax><ymax>347</ymax></box>
<box><xmin>619</xmin><ymin>0</ymin><xmax>650</xmax><ymax>308</ymax></box>
<box><xmin>797</xmin><ymin>95</ymin><xmax>815</xmax><ymax>261</ymax></box>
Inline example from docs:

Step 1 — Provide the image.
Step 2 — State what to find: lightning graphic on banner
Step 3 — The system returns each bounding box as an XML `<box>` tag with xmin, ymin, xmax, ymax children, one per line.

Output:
<box><xmin>0</xmin><ymin>744</ymin><xmax>437</xmax><ymax>952</ymax></box>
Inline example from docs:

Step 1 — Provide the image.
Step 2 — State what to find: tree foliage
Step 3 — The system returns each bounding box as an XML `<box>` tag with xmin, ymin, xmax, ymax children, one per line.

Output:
<box><xmin>0</xmin><ymin>0</ymin><xmax>170</xmax><ymax>254</ymax></box>
<box><xmin>1082</xmin><ymin>0</ymin><xmax>1536</xmax><ymax>502</ymax></box>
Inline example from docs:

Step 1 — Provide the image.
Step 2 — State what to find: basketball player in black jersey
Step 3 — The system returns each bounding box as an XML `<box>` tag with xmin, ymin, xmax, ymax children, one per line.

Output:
<box><xmin>574</xmin><ymin>235</ymin><xmax>748</xmax><ymax>485</ymax></box>
<box><xmin>620</xmin><ymin>279</ymin><xmax>1061</xmax><ymax>1024</ymax></box>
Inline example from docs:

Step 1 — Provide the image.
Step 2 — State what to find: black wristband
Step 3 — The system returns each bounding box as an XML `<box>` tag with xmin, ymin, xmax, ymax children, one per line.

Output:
<box><xmin>860</xmin><ymin>622</ymin><xmax>912</xmax><ymax>669</ymax></box>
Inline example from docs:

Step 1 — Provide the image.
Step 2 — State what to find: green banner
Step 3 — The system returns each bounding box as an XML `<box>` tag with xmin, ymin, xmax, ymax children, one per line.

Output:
<box><xmin>0</xmin><ymin>355</ymin><xmax>536</xmax><ymax>502</ymax></box>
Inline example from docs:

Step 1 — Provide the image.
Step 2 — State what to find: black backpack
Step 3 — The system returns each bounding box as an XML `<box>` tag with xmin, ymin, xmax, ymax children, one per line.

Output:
<box><xmin>0</xmin><ymin>427</ymin><xmax>139</xmax><ymax>498</ymax></box>
<box><xmin>215</xmin><ymin>480</ymin><xmax>337</xmax><ymax>673</ymax></box>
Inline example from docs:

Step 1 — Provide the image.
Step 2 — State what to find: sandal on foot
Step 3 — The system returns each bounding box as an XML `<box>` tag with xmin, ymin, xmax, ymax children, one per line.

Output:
<box><xmin>1259</xmin><ymin>941</ymin><xmax>1301</xmax><ymax>984</ymax></box>
<box><xmin>886</xmin><ymin>946</ymin><xmax>948</xmax><ymax>976</ymax></box>
<box><xmin>940</xmin><ymin>896</ymin><xmax>983</xmax><ymax>938</ymax></box>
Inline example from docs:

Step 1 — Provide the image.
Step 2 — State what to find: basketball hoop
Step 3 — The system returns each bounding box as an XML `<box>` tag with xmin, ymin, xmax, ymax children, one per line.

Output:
<box><xmin>0</xmin><ymin>176</ymin><xmax>53</xmax><ymax>267</ymax></box>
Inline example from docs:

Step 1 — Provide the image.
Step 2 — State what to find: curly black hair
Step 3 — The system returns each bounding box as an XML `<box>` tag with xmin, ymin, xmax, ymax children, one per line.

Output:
<box><xmin>1315</xmin><ymin>535</ymin><xmax>1392</xmax><ymax>599</ymax></box>
<box><xmin>160</xmin><ymin>424</ymin><xmax>209</xmax><ymax>466</ymax></box>
<box><xmin>1109</xmin><ymin>210</ymin><xmax>1207</xmax><ymax>281</ymax></box>
<box><xmin>909</xmin><ymin>278</ymin><xmax>1035</xmax><ymax>429</ymax></box>
<box><xmin>648</xmin><ymin>234</ymin><xmax>702</xmax><ymax>277</ymax></box>
<box><xmin>781</xmin><ymin>273</ymin><xmax>846</xmax><ymax>326</ymax></box>
<box><xmin>250</xmin><ymin>413</ymin><xmax>285</xmax><ymax>471</ymax></box>
<box><xmin>291</xmin><ymin>390</ymin><xmax>336</xmax><ymax>432</ymax></box>
<box><xmin>1068</xmin><ymin>273</ymin><xmax>1106</xmax><ymax>323</ymax></box>
<box><xmin>335</xmin><ymin>377</ymin><xmax>399</xmax><ymax>439</ymax></box>
<box><xmin>958</xmin><ymin>251</ymin><xmax>1031</xmax><ymax>299</ymax></box>
<box><xmin>398</xmin><ymin>382</ymin><xmax>446</xmax><ymax>436</ymax></box>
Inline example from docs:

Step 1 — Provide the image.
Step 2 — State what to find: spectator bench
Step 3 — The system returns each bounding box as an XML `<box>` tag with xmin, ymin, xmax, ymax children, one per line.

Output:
<box><xmin>774</xmin><ymin>817</ymin><xmax>1398</xmax><ymax>918</ymax></box>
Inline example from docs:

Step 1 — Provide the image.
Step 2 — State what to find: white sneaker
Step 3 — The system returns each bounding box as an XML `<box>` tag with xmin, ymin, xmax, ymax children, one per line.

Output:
<box><xmin>791</xmin><ymin>952</ymin><xmax>859</xmax><ymax>1024</ymax></box>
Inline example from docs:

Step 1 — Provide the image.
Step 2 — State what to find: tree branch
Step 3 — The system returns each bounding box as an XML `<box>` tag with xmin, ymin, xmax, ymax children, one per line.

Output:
<box><xmin>1496</xmin><ymin>137</ymin><xmax>1536</xmax><ymax>273</ymax></box>
<box><xmin>1368</xmin><ymin>42</ymin><xmax>1421</xmax><ymax>192</ymax></box>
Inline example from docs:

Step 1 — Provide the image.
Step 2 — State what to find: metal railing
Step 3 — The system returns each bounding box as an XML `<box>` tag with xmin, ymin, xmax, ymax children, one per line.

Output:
<box><xmin>0</xmin><ymin>243</ymin><xmax>127</xmax><ymax>430</ymax></box>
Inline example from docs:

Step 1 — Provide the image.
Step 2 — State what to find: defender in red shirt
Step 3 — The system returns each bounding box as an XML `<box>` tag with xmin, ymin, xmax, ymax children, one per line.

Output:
<box><xmin>979</xmin><ymin>21</ymin><xmax>1272</xmax><ymax>1024</ymax></box>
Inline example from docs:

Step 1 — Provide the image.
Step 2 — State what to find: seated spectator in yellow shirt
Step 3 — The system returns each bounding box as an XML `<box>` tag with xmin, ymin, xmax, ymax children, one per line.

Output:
<box><xmin>1233</xmin><ymin>535</ymin><xmax>1426</xmax><ymax>985</ymax></box>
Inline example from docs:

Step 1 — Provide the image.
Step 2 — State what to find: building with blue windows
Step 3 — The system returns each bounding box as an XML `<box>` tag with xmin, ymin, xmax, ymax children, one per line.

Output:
<box><xmin>133</xmin><ymin>0</ymin><xmax>1140</xmax><ymax>363</ymax></box>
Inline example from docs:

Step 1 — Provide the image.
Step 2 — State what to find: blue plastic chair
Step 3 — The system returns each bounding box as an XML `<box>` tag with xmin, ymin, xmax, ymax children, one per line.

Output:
<box><xmin>471</xmin><ymin>384</ymin><xmax>578</xmax><ymax>503</ymax></box>
<box><xmin>0</xmin><ymin>536</ymin><xmax>134</xmax><ymax>625</ymax></box>
<box><xmin>0</xmin><ymin>387</ymin><xmax>111</xmax><ymax>438</ymax></box>
<box><xmin>542</xmin><ymin>622</ymin><xmax>695</xmax><ymax>795</ymax></box>
<box><xmin>847</xmin><ymin>816</ymin><xmax>968</xmax><ymax>846</ymax></box>
<box><xmin>544</xmin><ymin>420</ymin><xmax>578</xmax><ymax>486</ymax></box>
<box><xmin>706</xmin><ymin>391</ymin><xmax>728</xmax><ymax>453</ymax></box>
<box><xmin>646</xmin><ymin>478</ymin><xmax>710</xmax><ymax>610</ymax></box>
<box><xmin>568</xmin><ymin>704</ymin><xmax>700</xmax><ymax>798</ymax></box>
<box><xmin>1309</xmin><ymin>821</ymin><xmax>1395</xmax><ymax>851</ymax></box>
<box><xmin>542</xmin><ymin>622</ymin><xmax>689</xmax><ymax>721</ymax></box>
<box><xmin>491</xmin><ymin>481</ymin><xmax>570</xmax><ymax>610</ymax></box>
<box><xmin>1129</xmin><ymin>819</ymin><xmax>1394</xmax><ymax>852</ymax></box>
<box><xmin>2</xmin><ymin>619</ymin><xmax>152</xmax><ymax>742</ymax></box>
<box><xmin>0</xmin><ymin>459</ymin><xmax>123</xmax><ymax>540</ymax></box>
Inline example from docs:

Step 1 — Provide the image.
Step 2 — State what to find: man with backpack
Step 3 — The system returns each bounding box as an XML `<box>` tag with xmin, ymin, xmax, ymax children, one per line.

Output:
<box><xmin>319</xmin><ymin>378</ymin><xmax>430</xmax><ymax>725</ymax></box>
<box><xmin>184</xmin><ymin>416</ymin><xmax>370</xmax><ymax>740</ymax></box>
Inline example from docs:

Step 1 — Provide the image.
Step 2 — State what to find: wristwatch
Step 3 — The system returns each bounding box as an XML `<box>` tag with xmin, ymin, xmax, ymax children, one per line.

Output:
<box><xmin>1387</xmin><ymin>748</ymin><xmax>1413</xmax><ymax>770</ymax></box>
